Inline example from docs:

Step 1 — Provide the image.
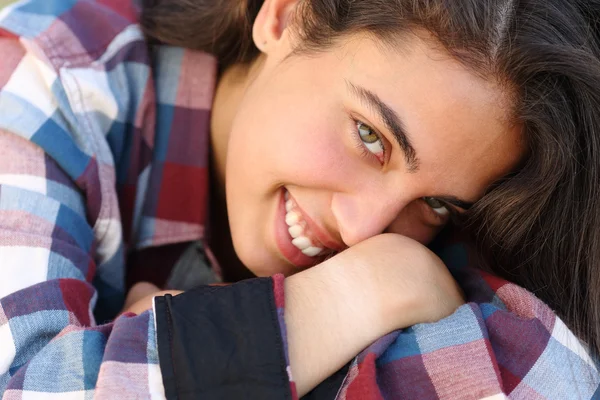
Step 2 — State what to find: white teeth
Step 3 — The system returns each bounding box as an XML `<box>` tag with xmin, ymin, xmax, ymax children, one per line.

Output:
<box><xmin>284</xmin><ymin>190</ymin><xmax>290</xmax><ymax>200</ymax></box>
<box><xmin>302</xmin><ymin>246</ymin><xmax>323</xmax><ymax>257</ymax></box>
<box><xmin>292</xmin><ymin>236</ymin><xmax>312</xmax><ymax>250</ymax></box>
<box><xmin>288</xmin><ymin>224</ymin><xmax>303</xmax><ymax>238</ymax></box>
<box><xmin>283</xmin><ymin>192</ymin><xmax>324</xmax><ymax>258</ymax></box>
<box><xmin>285</xmin><ymin>211</ymin><xmax>300</xmax><ymax>226</ymax></box>
<box><xmin>285</xmin><ymin>200</ymin><xmax>294</xmax><ymax>212</ymax></box>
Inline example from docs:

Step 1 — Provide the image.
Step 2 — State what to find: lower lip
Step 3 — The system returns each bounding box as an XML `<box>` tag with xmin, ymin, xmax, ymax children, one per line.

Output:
<box><xmin>274</xmin><ymin>189</ymin><xmax>321</xmax><ymax>268</ymax></box>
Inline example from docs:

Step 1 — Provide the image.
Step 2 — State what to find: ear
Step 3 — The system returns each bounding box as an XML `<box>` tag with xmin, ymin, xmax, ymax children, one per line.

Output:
<box><xmin>252</xmin><ymin>0</ymin><xmax>300</xmax><ymax>53</ymax></box>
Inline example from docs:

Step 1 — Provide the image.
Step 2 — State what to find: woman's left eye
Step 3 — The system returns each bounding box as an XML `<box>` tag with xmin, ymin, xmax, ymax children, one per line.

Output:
<box><xmin>356</xmin><ymin>121</ymin><xmax>385</xmax><ymax>161</ymax></box>
<box><xmin>423</xmin><ymin>197</ymin><xmax>450</xmax><ymax>217</ymax></box>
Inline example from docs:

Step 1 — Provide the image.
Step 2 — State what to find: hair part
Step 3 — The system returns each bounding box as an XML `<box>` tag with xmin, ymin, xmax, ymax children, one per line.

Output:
<box><xmin>141</xmin><ymin>0</ymin><xmax>600</xmax><ymax>357</ymax></box>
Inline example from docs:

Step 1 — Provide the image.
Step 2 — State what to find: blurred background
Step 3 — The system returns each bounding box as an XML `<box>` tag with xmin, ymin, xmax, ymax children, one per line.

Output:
<box><xmin>0</xmin><ymin>0</ymin><xmax>14</xmax><ymax>8</ymax></box>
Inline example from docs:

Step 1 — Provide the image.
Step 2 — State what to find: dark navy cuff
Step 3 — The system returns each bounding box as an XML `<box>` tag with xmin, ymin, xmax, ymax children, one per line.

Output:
<box><xmin>154</xmin><ymin>277</ymin><xmax>293</xmax><ymax>400</ymax></box>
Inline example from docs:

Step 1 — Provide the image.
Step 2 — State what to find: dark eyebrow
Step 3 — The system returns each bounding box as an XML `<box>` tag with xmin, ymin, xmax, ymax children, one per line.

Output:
<box><xmin>346</xmin><ymin>80</ymin><xmax>420</xmax><ymax>172</ymax></box>
<box><xmin>437</xmin><ymin>196</ymin><xmax>474</xmax><ymax>211</ymax></box>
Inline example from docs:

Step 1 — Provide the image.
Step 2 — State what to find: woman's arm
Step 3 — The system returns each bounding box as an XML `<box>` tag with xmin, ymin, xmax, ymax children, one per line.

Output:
<box><xmin>145</xmin><ymin>234</ymin><xmax>463</xmax><ymax>398</ymax></box>
<box><xmin>286</xmin><ymin>234</ymin><xmax>464</xmax><ymax>396</ymax></box>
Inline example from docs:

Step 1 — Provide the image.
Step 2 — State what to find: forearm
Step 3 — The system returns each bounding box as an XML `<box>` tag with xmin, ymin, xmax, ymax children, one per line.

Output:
<box><xmin>143</xmin><ymin>238</ymin><xmax>463</xmax><ymax>399</ymax></box>
<box><xmin>285</xmin><ymin>234</ymin><xmax>466</xmax><ymax>396</ymax></box>
<box><xmin>284</xmin><ymin>260</ymin><xmax>384</xmax><ymax>397</ymax></box>
<box><xmin>129</xmin><ymin>269</ymin><xmax>381</xmax><ymax>397</ymax></box>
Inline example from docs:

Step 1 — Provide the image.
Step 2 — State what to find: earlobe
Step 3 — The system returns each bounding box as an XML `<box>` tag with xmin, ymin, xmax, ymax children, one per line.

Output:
<box><xmin>252</xmin><ymin>0</ymin><xmax>300</xmax><ymax>53</ymax></box>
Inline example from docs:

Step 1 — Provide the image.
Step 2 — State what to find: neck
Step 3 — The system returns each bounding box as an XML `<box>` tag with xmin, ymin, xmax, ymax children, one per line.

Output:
<box><xmin>210</xmin><ymin>58</ymin><xmax>263</xmax><ymax>188</ymax></box>
<box><xmin>207</xmin><ymin>164</ymin><xmax>255</xmax><ymax>282</ymax></box>
<box><xmin>208</xmin><ymin>58</ymin><xmax>263</xmax><ymax>282</ymax></box>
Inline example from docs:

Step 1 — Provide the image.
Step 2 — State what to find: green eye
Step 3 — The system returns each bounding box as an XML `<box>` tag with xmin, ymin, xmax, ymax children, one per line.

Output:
<box><xmin>358</xmin><ymin>122</ymin><xmax>378</xmax><ymax>143</ymax></box>
<box><xmin>357</xmin><ymin>122</ymin><xmax>384</xmax><ymax>155</ymax></box>
<box><xmin>423</xmin><ymin>197</ymin><xmax>450</xmax><ymax>216</ymax></box>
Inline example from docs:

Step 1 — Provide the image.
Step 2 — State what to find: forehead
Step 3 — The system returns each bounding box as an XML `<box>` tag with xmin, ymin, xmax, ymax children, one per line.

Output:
<box><xmin>338</xmin><ymin>32</ymin><xmax>523</xmax><ymax>200</ymax></box>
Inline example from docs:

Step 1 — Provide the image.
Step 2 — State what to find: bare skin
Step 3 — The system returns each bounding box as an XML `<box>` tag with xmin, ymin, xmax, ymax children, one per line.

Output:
<box><xmin>213</xmin><ymin>9</ymin><xmax>522</xmax><ymax>277</ymax></box>
<box><xmin>122</xmin><ymin>282</ymin><xmax>176</xmax><ymax>315</ymax></box>
<box><xmin>126</xmin><ymin>0</ymin><xmax>524</xmax><ymax>396</ymax></box>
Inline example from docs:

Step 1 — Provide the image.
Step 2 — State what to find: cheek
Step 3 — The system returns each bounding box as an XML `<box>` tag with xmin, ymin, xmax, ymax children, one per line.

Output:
<box><xmin>242</xmin><ymin>113</ymin><xmax>353</xmax><ymax>187</ymax></box>
<box><xmin>230</xmin><ymin>70</ymin><xmax>355</xmax><ymax>184</ymax></box>
<box><xmin>277</xmin><ymin>129</ymin><xmax>347</xmax><ymax>174</ymax></box>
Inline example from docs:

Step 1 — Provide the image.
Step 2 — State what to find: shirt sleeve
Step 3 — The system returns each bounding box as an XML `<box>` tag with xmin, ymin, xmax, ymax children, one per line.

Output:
<box><xmin>153</xmin><ymin>274</ymin><xmax>298</xmax><ymax>400</ymax></box>
<box><xmin>0</xmin><ymin>65</ymin><xmax>299</xmax><ymax>400</ymax></box>
<box><xmin>0</xmin><ymin>18</ymin><xmax>298</xmax><ymax>400</ymax></box>
<box><xmin>335</xmin><ymin>247</ymin><xmax>600</xmax><ymax>400</ymax></box>
<box><xmin>0</xmin><ymin>130</ymin><xmax>166</xmax><ymax>398</ymax></box>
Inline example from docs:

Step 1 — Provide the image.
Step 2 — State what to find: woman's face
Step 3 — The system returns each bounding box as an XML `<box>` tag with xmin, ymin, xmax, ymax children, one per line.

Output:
<box><xmin>224</xmin><ymin>29</ymin><xmax>523</xmax><ymax>277</ymax></box>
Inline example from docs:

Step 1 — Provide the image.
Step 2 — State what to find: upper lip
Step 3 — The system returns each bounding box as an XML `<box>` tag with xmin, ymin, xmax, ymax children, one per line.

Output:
<box><xmin>288</xmin><ymin>193</ymin><xmax>346</xmax><ymax>252</ymax></box>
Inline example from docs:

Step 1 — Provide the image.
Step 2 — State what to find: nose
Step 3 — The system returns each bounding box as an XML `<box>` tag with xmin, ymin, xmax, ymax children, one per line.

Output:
<box><xmin>331</xmin><ymin>190</ymin><xmax>408</xmax><ymax>247</ymax></box>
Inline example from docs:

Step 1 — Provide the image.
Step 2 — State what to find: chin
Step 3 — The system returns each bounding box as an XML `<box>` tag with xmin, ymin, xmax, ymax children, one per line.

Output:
<box><xmin>231</xmin><ymin>238</ymin><xmax>291</xmax><ymax>278</ymax></box>
<box><xmin>244</xmin><ymin>256</ymin><xmax>297</xmax><ymax>278</ymax></box>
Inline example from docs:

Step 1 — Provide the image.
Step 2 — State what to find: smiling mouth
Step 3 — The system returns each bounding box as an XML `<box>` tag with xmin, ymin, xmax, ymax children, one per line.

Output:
<box><xmin>283</xmin><ymin>190</ymin><xmax>334</xmax><ymax>257</ymax></box>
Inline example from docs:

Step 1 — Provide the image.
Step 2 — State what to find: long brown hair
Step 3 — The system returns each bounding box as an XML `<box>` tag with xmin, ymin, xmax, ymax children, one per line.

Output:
<box><xmin>141</xmin><ymin>0</ymin><xmax>600</xmax><ymax>356</ymax></box>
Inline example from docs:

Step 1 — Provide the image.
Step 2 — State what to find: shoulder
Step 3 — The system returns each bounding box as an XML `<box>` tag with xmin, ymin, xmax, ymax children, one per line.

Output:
<box><xmin>0</xmin><ymin>0</ymin><xmax>141</xmax><ymax>59</ymax></box>
<box><xmin>0</xmin><ymin>1</ymin><xmax>146</xmax><ymax>76</ymax></box>
<box><xmin>0</xmin><ymin>0</ymin><xmax>151</xmax><ymax>169</ymax></box>
<box><xmin>0</xmin><ymin>0</ymin><xmax>152</xmax><ymax>231</ymax></box>
<box><xmin>0</xmin><ymin>0</ymin><xmax>219</xmax><ymax>251</ymax></box>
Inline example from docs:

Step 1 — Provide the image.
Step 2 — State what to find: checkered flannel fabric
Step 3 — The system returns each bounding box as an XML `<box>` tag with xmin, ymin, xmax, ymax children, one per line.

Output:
<box><xmin>0</xmin><ymin>0</ymin><xmax>247</xmax><ymax>398</ymax></box>
<box><xmin>340</xmin><ymin>240</ymin><xmax>600</xmax><ymax>399</ymax></box>
<box><xmin>0</xmin><ymin>1</ymin><xmax>598</xmax><ymax>399</ymax></box>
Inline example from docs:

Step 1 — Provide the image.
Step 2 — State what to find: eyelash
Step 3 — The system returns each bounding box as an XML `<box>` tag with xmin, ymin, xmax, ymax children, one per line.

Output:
<box><xmin>421</xmin><ymin>198</ymin><xmax>463</xmax><ymax>226</ymax></box>
<box><xmin>350</xmin><ymin>118</ymin><xmax>387</xmax><ymax>164</ymax></box>
<box><xmin>349</xmin><ymin>117</ymin><xmax>462</xmax><ymax>225</ymax></box>
<box><xmin>421</xmin><ymin>199</ymin><xmax>450</xmax><ymax>224</ymax></box>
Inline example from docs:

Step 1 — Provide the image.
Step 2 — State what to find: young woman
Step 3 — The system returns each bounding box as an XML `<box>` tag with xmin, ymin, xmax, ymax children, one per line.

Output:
<box><xmin>0</xmin><ymin>0</ymin><xmax>598</xmax><ymax>398</ymax></box>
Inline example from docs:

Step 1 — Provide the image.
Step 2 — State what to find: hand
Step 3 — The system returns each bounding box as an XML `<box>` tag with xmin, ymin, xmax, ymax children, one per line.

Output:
<box><xmin>330</xmin><ymin>233</ymin><xmax>465</xmax><ymax>334</ymax></box>
<box><xmin>285</xmin><ymin>234</ymin><xmax>463</xmax><ymax>396</ymax></box>
<box><xmin>122</xmin><ymin>282</ymin><xmax>182</xmax><ymax>315</ymax></box>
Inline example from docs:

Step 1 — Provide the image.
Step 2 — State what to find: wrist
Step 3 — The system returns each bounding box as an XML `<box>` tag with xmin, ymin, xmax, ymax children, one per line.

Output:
<box><xmin>283</xmin><ymin>257</ymin><xmax>383</xmax><ymax>395</ymax></box>
<box><xmin>333</xmin><ymin>235</ymin><xmax>432</xmax><ymax>334</ymax></box>
<box><xmin>323</xmin><ymin>254</ymin><xmax>393</xmax><ymax>339</ymax></box>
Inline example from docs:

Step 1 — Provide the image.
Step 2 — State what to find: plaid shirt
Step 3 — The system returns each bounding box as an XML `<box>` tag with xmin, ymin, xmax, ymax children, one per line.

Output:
<box><xmin>0</xmin><ymin>0</ymin><xmax>597</xmax><ymax>399</ymax></box>
<box><xmin>0</xmin><ymin>0</ymin><xmax>292</xmax><ymax>398</ymax></box>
